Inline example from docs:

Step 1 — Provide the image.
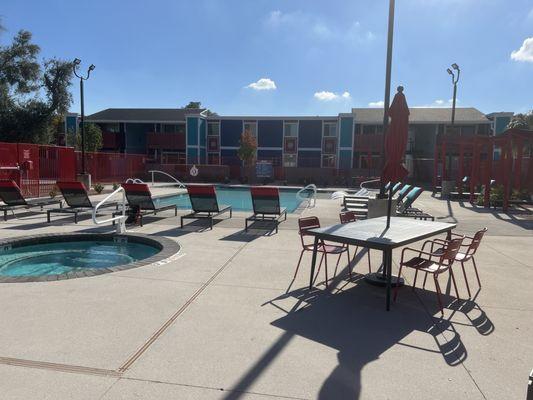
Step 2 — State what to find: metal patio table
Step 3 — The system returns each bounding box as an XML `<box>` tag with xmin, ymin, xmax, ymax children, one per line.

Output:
<box><xmin>307</xmin><ymin>216</ymin><xmax>456</xmax><ymax>311</ymax></box>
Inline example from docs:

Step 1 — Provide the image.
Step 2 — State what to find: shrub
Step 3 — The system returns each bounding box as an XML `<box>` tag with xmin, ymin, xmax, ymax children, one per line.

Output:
<box><xmin>49</xmin><ymin>185</ymin><xmax>59</xmax><ymax>198</ymax></box>
<box><xmin>93</xmin><ymin>183</ymin><xmax>104</xmax><ymax>194</ymax></box>
<box><xmin>112</xmin><ymin>182</ymin><xmax>120</xmax><ymax>191</ymax></box>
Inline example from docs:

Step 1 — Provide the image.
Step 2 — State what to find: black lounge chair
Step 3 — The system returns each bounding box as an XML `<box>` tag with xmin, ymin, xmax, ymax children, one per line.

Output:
<box><xmin>245</xmin><ymin>186</ymin><xmax>287</xmax><ymax>233</ymax></box>
<box><xmin>0</xmin><ymin>180</ymin><xmax>62</xmax><ymax>221</ymax></box>
<box><xmin>119</xmin><ymin>183</ymin><xmax>177</xmax><ymax>226</ymax></box>
<box><xmin>181</xmin><ymin>185</ymin><xmax>232</xmax><ymax>229</ymax></box>
<box><xmin>48</xmin><ymin>181</ymin><xmax>117</xmax><ymax>223</ymax></box>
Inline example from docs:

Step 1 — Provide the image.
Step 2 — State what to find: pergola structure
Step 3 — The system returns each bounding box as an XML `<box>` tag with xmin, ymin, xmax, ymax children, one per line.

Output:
<box><xmin>434</xmin><ymin>128</ymin><xmax>533</xmax><ymax>211</ymax></box>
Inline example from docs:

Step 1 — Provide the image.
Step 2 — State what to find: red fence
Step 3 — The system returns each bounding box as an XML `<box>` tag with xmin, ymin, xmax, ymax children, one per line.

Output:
<box><xmin>76</xmin><ymin>152</ymin><xmax>147</xmax><ymax>183</ymax></box>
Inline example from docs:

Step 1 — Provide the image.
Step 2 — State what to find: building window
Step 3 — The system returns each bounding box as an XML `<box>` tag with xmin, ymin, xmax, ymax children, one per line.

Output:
<box><xmin>323</xmin><ymin>122</ymin><xmax>337</xmax><ymax>137</ymax></box>
<box><xmin>284</xmin><ymin>121</ymin><xmax>298</xmax><ymax>137</ymax></box>
<box><xmin>207</xmin><ymin>121</ymin><xmax>220</xmax><ymax>136</ymax></box>
<box><xmin>243</xmin><ymin>121</ymin><xmax>257</xmax><ymax>138</ymax></box>
<box><xmin>101</xmin><ymin>123</ymin><xmax>120</xmax><ymax>133</ymax></box>
<box><xmin>362</xmin><ymin>125</ymin><xmax>378</xmax><ymax>135</ymax></box>
<box><xmin>162</xmin><ymin>123</ymin><xmax>185</xmax><ymax>134</ymax></box>
<box><xmin>322</xmin><ymin>154</ymin><xmax>336</xmax><ymax>168</ymax></box>
<box><xmin>283</xmin><ymin>153</ymin><xmax>297</xmax><ymax>167</ymax></box>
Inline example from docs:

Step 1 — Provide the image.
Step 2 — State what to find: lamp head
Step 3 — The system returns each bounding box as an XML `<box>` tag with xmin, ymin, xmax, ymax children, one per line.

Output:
<box><xmin>88</xmin><ymin>64</ymin><xmax>95</xmax><ymax>71</ymax></box>
<box><xmin>73</xmin><ymin>58</ymin><xmax>81</xmax><ymax>65</ymax></box>
<box><xmin>451</xmin><ymin>63</ymin><xmax>459</xmax><ymax>71</ymax></box>
<box><xmin>447</xmin><ymin>68</ymin><xmax>453</xmax><ymax>75</ymax></box>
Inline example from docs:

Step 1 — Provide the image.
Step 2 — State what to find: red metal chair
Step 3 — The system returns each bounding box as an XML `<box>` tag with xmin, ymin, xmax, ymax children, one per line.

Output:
<box><xmin>395</xmin><ymin>236</ymin><xmax>464</xmax><ymax>314</ymax></box>
<box><xmin>294</xmin><ymin>216</ymin><xmax>350</xmax><ymax>287</ymax></box>
<box><xmin>433</xmin><ymin>228</ymin><xmax>487</xmax><ymax>298</ymax></box>
<box><xmin>339</xmin><ymin>211</ymin><xmax>372</xmax><ymax>275</ymax></box>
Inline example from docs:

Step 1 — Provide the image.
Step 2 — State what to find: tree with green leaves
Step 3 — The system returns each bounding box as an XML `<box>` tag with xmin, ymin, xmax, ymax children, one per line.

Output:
<box><xmin>0</xmin><ymin>20</ymin><xmax>74</xmax><ymax>144</ymax></box>
<box><xmin>506</xmin><ymin>111</ymin><xmax>533</xmax><ymax>130</ymax></box>
<box><xmin>183</xmin><ymin>101</ymin><xmax>218</xmax><ymax>116</ymax></box>
<box><xmin>76</xmin><ymin>123</ymin><xmax>103</xmax><ymax>152</ymax></box>
<box><xmin>237</xmin><ymin>130</ymin><xmax>257</xmax><ymax>166</ymax></box>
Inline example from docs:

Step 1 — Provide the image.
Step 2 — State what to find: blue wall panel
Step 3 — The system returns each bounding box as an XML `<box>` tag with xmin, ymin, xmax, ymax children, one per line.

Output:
<box><xmin>187</xmin><ymin>147</ymin><xmax>198</xmax><ymax>164</ymax></box>
<box><xmin>339</xmin><ymin>150</ymin><xmax>352</xmax><ymax>169</ymax></box>
<box><xmin>298</xmin><ymin>150</ymin><xmax>321</xmax><ymax>167</ymax></box>
<box><xmin>187</xmin><ymin>117</ymin><xmax>198</xmax><ymax>146</ymax></box>
<box><xmin>221</xmin><ymin>120</ymin><xmax>243</xmax><ymax>147</ymax></box>
<box><xmin>257</xmin><ymin>149</ymin><xmax>282</xmax><ymax>166</ymax></box>
<box><xmin>220</xmin><ymin>148</ymin><xmax>240</xmax><ymax>165</ymax></box>
<box><xmin>199</xmin><ymin>118</ymin><xmax>206</xmax><ymax>146</ymax></box>
<box><xmin>258</xmin><ymin>120</ymin><xmax>283</xmax><ymax>148</ymax></box>
<box><xmin>298</xmin><ymin>120</ymin><xmax>322</xmax><ymax>148</ymax></box>
<box><xmin>339</xmin><ymin>117</ymin><xmax>353</xmax><ymax>148</ymax></box>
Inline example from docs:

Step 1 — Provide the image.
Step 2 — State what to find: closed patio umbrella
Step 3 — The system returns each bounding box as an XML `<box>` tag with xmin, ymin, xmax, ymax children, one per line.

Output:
<box><xmin>382</xmin><ymin>86</ymin><xmax>410</xmax><ymax>228</ymax></box>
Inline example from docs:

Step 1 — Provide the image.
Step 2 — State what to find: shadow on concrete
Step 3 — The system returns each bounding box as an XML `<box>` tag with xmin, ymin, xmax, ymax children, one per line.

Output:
<box><xmin>458</xmin><ymin>202</ymin><xmax>533</xmax><ymax>231</ymax></box>
<box><xmin>151</xmin><ymin>219</ymin><xmax>223</xmax><ymax>237</ymax></box>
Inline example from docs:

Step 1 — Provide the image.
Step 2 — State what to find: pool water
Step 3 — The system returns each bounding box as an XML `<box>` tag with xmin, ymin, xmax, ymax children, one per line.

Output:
<box><xmin>155</xmin><ymin>186</ymin><xmax>310</xmax><ymax>213</ymax></box>
<box><xmin>0</xmin><ymin>241</ymin><xmax>160</xmax><ymax>277</ymax></box>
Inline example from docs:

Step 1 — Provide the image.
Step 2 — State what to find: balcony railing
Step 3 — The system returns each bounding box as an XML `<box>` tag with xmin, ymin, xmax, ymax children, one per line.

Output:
<box><xmin>354</xmin><ymin>134</ymin><xmax>384</xmax><ymax>151</ymax></box>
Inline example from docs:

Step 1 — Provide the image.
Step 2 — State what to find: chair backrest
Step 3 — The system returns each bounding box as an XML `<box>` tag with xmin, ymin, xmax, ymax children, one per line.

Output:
<box><xmin>57</xmin><ymin>181</ymin><xmax>92</xmax><ymax>208</ymax></box>
<box><xmin>250</xmin><ymin>186</ymin><xmax>280</xmax><ymax>215</ymax></box>
<box><xmin>122</xmin><ymin>183</ymin><xmax>156</xmax><ymax>210</ymax></box>
<box><xmin>384</xmin><ymin>182</ymin><xmax>391</xmax><ymax>191</ymax></box>
<box><xmin>439</xmin><ymin>237</ymin><xmax>464</xmax><ymax>267</ymax></box>
<box><xmin>399</xmin><ymin>187</ymin><xmax>423</xmax><ymax>212</ymax></box>
<box><xmin>0</xmin><ymin>180</ymin><xmax>27</xmax><ymax>206</ymax></box>
<box><xmin>466</xmin><ymin>227</ymin><xmax>487</xmax><ymax>256</ymax></box>
<box><xmin>391</xmin><ymin>182</ymin><xmax>403</xmax><ymax>196</ymax></box>
<box><xmin>186</xmin><ymin>185</ymin><xmax>219</xmax><ymax>213</ymax></box>
<box><xmin>396</xmin><ymin>184</ymin><xmax>412</xmax><ymax>202</ymax></box>
<box><xmin>298</xmin><ymin>216</ymin><xmax>320</xmax><ymax>247</ymax></box>
<box><xmin>339</xmin><ymin>211</ymin><xmax>358</xmax><ymax>224</ymax></box>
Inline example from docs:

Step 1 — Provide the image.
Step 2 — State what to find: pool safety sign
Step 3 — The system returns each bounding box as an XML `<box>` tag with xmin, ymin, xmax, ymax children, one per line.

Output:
<box><xmin>256</xmin><ymin>161</ymin><xmax>273</xmax><ymax>178</ymax></box>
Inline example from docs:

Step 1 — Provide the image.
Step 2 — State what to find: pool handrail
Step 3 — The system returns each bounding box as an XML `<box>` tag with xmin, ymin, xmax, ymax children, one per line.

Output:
<box><xmin>125</xmin><ymin>178</ymin><xmax>144</xmax><ymax>184</ymax></box>
<box><xmin>149</xmin><ymin>170</ymin><xmax>186</xmax><ymax>188</ymax></box>
<box><xmin>296</xmin><ymin>184</ymin><xmax>317</xmax><ymax>208</ymax></box>
<box><xmin>93</xmin><ymin>186</ymin><xmax>126</xmax><ymax>233</ymax></box>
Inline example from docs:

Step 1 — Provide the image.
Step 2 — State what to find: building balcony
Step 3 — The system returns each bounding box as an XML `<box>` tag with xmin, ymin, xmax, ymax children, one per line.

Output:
<box><xmin>147</xmin><ymin>132</ymin><xmax>185</xmax><ymax>150</ymax></box>
<box><xmin>354</xmin><ymin>134</ymin><xmax>384</xmax><ymax>152</ymax></box>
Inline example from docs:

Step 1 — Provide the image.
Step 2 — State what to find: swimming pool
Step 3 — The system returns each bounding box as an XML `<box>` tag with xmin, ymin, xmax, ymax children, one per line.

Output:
<box><xmin>155</xmin><ymin>186</ymin><xmax>310</xmax><ymax>213</ymax></box>
<box><xmin>0</xmin><ymin>234</ymin><xmax>180</xmax><ymax>282</ymax></box>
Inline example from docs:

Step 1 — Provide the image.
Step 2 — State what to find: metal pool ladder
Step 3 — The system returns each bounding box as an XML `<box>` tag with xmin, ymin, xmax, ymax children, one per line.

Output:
<box><xmin>149</xmin><ymin>170</ymin><xmax>186</xmax><ymax>188</ymax></box>
<box><xmin>93</xmin><ymin>186</ymin><xmax>127</xmax><ymax>233</ymax></box>
<box><xmin>296</xmin><ymin>184</ymin><xmax>317</xmax><ymax>208</ymax></box>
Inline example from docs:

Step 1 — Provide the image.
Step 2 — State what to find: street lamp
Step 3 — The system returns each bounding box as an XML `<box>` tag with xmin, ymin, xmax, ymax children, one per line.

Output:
<box><xmin>447</xmin><ymin>63</ymin><xmax>460</xmax><ymax>127</ymax></box>
<box><xmin>73</xmin><ymin>58</ymin><xmax>95</xmax><ymax>181</ymax></box>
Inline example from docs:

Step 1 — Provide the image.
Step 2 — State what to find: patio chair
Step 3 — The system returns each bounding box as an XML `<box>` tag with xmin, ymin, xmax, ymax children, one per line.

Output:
<box><xmin>0</xmin><ymin>180</ymin><xmax>62</xmax><ymax>221</ymax></box>
<box><xmin>245</xmin><ymin>186</ymin><xmax>287</xmax><ymax>233</ymax></box>
<box><xmin>395</xmin><ymin>184</ymin><xmax>412</xmax><ymax>203</ymax></box>
<box><xmin>432</xmin><ymin>227</ymin><xmax>487</xmax><ymax>298</ymax></box>
<box><xmin>48</xmin><ymin>181</ymin><xmax>117</xmax><ymax>223</ymax></box>
<box><xmin>293</xmin><ymin>216</ymin><xmax>350</xmax><ymax>287</ymax></box>
<box><xmin>396</xmin><ymin>186</ymin><xmax>434</xmax><ymax>221</ymax></box>
<box><xmin>395</xmin><ymin>236</ymin><xmax>465</xmax><ymax>314</ymax></box>
<box><xmin>120</xmin><ymin>183</ymin><xmax>178</xmax><ymax>227</ymax></box>
<box><xmin>180</xmin><ymin>185</ymin><xmax>232</xmax><ymax>229</ymax></box>
<box><xmin>339</xmin><ymin>211</ymin><xmax>372</xmax><ymax>274</ymax></box>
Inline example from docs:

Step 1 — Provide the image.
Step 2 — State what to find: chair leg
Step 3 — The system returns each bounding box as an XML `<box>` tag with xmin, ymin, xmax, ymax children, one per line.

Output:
<box><xmin>333</xmin><ymin>252</ymin><xmax>342</xmax><ymax>279</ymax></box>
<box><xmin>422</xmin><ymin>272</ymin><xmax>429</xmax><ymax>289</ymax></box>
<box><xmin>346</xmin><ymin>247</ymin><xmax>352</xmax><ymax>279</ymax></box>
<box><xmin>434</xmin><ymin>275</ymin><xmax>444</xmax><ymax>315</ymax></box>
<box><xmin>412</xmin><ymin>269</ymin><xmax>419</xmax><ymax>291</ymax></box>
<box><xmin>472</xmin><ymin>257</ymin><xmax>481</xmax><ymax>287</ymax></box>
<box><xmin>323</xmin><ymin>254</ymin><xmax>329</xmax><ymax>287</ymax></box>
<box><xmin>313</xmin><ymin>253</ymin><xmax>326</xmax><ymax>284</ymax></box>
<box><xmin>293</xmin><ymin>250</ymin><xmax>305</xmax><ymax>279</ymax></box>
<box><xmin>394</xmin><ymin>264</ymin><xmax>403</xmax><ymax>302</ymax></box>
<box><xmin>449</xmin><ymin>268</ymin><xmax>460</xmax><ymax>300</ymax></box>
<box><xmin>461</xmin><ymin>261</ymin><xmax>472</xmax><ymax>298</ymax></box>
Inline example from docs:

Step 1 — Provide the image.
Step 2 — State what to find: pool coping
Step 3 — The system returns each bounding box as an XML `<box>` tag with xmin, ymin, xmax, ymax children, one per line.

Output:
<box><xmin>0</xmin><ymin>233</ymin><xmax>181</xmax><ymax>283</ymax></box>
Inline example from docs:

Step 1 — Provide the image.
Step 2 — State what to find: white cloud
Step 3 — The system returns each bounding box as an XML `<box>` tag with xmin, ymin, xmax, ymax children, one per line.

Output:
<box><xmin>368</xmin><ymin>100</ymin><xmax>384</xmax><ymax>107</ymax></box>
<box><xmin>511</xmin><ymin>37</ymin><xmax>533</xmax><ymax>62</ymax></box>
<box><xmin>314</xmin><ymin>91</ymin><xmax>351</xmax><ymax>101</ymax></box>
<box><xmin>246</xmin><ymin>78</ymin><xmax>277</xmax><ymax>91</ymax></box>
<box><xmin>434</xmin><ymin>99</ymin><xmax>445</xmax><ymax>105</ymax></box>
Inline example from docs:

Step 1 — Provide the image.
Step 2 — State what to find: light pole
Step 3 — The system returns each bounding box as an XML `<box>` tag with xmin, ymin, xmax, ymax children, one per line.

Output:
<box><xmin>447</xmin><ymin>63</ymin><xmax>460</xmax><ymax>128</ymax></box>
<box><xmin>73</xmin><ymin>58</ymin><xmax>95</xmax><ymax>181</ymax></box>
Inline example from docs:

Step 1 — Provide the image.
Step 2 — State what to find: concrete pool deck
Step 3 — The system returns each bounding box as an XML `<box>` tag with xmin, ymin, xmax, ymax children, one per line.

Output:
<box><xmin>0</xmin><ymin>190</ymin><xmax>531</xmax><ymax>399</ymax></box>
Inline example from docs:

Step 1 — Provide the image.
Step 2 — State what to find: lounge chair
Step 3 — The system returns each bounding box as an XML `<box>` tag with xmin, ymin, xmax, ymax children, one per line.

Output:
<box><xmin>395</xmin><ymin>184</ymin><xmax>412</xmax><ymax>203</ymax></box>
<box><xmin>0</xmin><ymin>180</ymin><xmax>62</xmax><ymax>221</ymax></box>
<box><xmin>47</xmin><ymin>181</ymin><xmax>117</xmax><ymax>223</ymax></box>
<box><xmin>245</xmin><ymin>187</ymin><xmax>287</xmax><ymax>233</ymax></box>
<box><xmin>180</xmin><ymin>185</ymin><xmax>232</xmax><ymax>229</ymax></box>
<box><xmin>396</xmin><ymin>187</ymin><xmax>435</xmax><ymax>221</ymax></box>
<box><xmin>120</xmin><ymin>183</ymin><xmax>178</xmax><ymax>226</ymax></box>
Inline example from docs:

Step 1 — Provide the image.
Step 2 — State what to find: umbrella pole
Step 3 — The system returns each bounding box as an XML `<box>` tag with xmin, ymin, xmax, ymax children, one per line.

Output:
<box><xmin>386</xmin><ymin>184</ymin><xmax>393</xmax><ymax>228</ymax></box>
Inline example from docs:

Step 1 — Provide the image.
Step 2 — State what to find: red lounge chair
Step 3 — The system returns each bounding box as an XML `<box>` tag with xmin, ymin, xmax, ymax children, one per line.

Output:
<box><xmin>48</xmin><ymin>181</ymin><xmax>117</xmax><ymax>223</ymax></box>
<box><xmin>120</xmin><ymin>183</ymin><xmax>178</xmax><ymax>226</ymax></box>
<box><xmin>0</xmin><ymin>180</ymin><xmax>62</xmax><ymax>221</ymax></box>
<box><xmin>245</xmin><ymin>187</ymin><xmax>287</xmax><ymax>233</ymax></box>
<box><xmin>180</xmin><ymin>185</ymin><xmax>232</xmax><ymax>229</ymax></box>
<box><xmin>395</xmin><ymin>236</ymin><xmax>464</xmax><ymax>314</ymax></box>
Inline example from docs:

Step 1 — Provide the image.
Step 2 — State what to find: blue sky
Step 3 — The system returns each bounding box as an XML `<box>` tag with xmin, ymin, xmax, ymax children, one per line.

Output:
<box><xmin>2</xmin><ymin>0</ymin><xmax>532</xmax><ymax>116</ymax></box>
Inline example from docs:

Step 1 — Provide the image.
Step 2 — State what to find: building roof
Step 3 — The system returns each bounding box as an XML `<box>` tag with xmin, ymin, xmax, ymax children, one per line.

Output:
<box><xmin>86</xmin><ymin>108</ymin><xmax>206</xmax><ymax>122</ymax></box>
<box><xmin>349</xmin><ymin>107</ymin><xmax>490</xmax><ymax>124</ymax></box>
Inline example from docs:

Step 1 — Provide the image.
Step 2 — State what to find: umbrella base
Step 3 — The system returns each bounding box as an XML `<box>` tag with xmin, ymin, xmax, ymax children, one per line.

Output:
<box><xmin>365</xmin><ymin>272</ymin><xmax>404</xmax><ymax>287</ymax></box>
